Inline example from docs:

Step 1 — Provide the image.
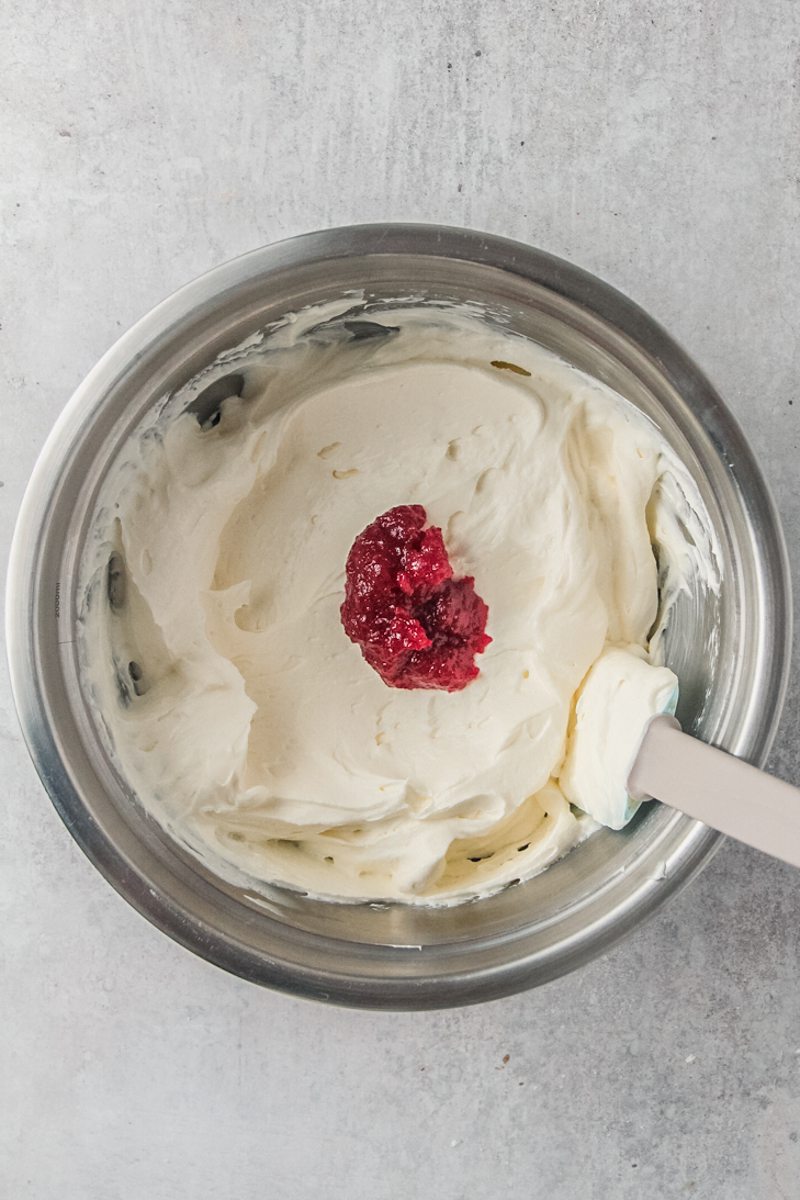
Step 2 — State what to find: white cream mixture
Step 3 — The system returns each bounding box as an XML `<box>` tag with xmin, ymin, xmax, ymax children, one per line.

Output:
<box><xmin>79</xmin><ymin>304</ymin><xmax>718</xmax><ymax>904</ymax></box>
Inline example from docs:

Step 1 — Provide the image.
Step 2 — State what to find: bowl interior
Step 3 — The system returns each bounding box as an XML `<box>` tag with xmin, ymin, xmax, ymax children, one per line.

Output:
<box><xmin>12</xmin><ymin>228</ymin><xmax>790</xmax><ymax>1006</ymax></box>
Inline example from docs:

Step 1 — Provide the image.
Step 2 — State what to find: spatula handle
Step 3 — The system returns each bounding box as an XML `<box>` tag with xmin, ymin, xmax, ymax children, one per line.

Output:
<box><xmin>628</xmin><ymin>716</ymin><xmax>800</xmax><ymax>870</ymax></box>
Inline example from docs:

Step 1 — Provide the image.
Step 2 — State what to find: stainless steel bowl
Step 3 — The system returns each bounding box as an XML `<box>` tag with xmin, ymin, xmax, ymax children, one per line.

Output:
<box><xmin>7</xmin><ymin>224</ymin><xmax>792</xmax><ymax>1008</ymax></box>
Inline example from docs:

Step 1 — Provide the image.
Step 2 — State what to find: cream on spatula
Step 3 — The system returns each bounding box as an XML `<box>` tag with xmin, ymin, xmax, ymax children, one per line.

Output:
<box><xmin>560</xmin><ymin>647</ymin><xmax>800</xmax><ymax>869</ymax></box>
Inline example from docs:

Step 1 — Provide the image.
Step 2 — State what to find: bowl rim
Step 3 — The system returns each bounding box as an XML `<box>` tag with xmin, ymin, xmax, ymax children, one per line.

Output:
<box><xmin>6</xmin><ymin>222</ymin><xmax>794</xmax><ymax>1008</ymax></box>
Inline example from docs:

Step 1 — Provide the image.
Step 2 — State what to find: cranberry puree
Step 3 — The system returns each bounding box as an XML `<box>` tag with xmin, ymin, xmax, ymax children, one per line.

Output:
<box><xmin>340</xmin><ymin>505</ymin><xmax>491</xmax><ymax>691</ymax></box>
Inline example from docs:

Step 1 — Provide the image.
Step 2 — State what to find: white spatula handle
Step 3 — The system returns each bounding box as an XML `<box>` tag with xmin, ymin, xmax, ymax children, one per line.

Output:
<box><xmin>628</xmin><ymin>715</ymin><xmax>800</xmax><ymax>870</ymax></box>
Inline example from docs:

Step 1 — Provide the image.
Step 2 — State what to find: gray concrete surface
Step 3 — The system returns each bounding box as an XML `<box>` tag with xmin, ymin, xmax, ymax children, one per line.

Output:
<box><xmin>2</xmin><ymin>2</ymin><xmax>800</xmax><ymax>1197</ymax></box>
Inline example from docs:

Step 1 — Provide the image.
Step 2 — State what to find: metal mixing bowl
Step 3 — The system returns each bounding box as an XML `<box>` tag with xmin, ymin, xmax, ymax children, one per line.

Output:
<box><xmin>7</xmin><ymin>224</ymin><xmax>792</xmax><ymax>1008</ymax></box>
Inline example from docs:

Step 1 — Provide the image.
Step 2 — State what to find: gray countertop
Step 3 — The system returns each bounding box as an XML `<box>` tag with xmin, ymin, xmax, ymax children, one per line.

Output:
<box><xmin>2</xmin><ymin>2</ymin><xmax>799</xmax><ymax>1196</ymax></box>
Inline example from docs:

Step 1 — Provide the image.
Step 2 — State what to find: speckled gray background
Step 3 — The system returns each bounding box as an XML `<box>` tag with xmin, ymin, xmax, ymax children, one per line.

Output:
<box><xmin>2</xmin><ymin>2</ymin><xmax>800</xmax><ymax>1197</ymax></box>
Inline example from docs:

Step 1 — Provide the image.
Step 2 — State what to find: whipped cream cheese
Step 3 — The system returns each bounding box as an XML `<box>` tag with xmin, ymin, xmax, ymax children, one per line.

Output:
<box><xmin>79</xmin><ymin>303</ymin><xmax>718</xmax><ymax>904</ymax></box>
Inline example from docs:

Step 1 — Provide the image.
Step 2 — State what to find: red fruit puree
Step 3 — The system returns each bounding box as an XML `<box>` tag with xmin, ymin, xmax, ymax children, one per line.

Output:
<box><xmin>340</xmin><ymin>505</ymin><xmax>491</xmax><ymax>691</ymax></box>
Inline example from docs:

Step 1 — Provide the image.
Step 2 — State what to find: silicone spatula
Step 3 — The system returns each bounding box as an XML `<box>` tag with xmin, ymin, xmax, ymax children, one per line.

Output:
<box><xmin>562</xmin><ymin>647</ymin><xmax>800</xmax><ymax>868</ymax></box>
